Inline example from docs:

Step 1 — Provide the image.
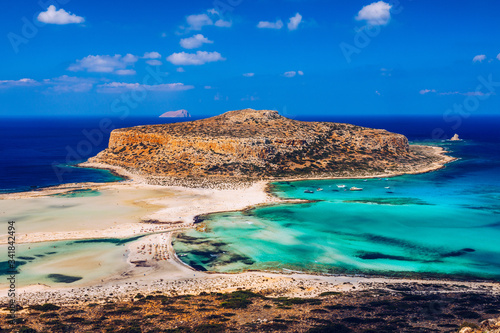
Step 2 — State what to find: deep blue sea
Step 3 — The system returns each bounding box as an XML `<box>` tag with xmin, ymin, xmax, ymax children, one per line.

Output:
<box><xmin>2</xmin><ymin>115</ymin><xmax>500</xmax><ymax>280</ymax></box>
<box><xmin>0</xmin><ymin>117</ymin><xmax>188</xmax><ymax>193</ymax></box>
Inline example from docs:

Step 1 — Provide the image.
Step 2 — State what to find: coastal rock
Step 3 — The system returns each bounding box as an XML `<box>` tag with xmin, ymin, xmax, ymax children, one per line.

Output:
<box><xmin>159</xmin><ymin>109</ymin><xmax>191</xmax><ymax>118</ymax></box>
<box><xmin>88</xmin><ymin>109</ymin><xmax>448</xmax><ymax>185</ymax></box>
<box><xmin>450</xmin><ymin>133</ymin><xmax>460</xmax><ymax>141</ymax></box>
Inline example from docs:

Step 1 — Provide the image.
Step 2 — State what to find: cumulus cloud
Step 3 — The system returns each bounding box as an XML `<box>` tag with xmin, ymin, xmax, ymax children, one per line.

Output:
<box><xmin>243</xmin><ymin>73</ymin><xmax>255</xmax><ymax>77</ymax></box>
<box><xmin>180</xmin><ymin>34</ymin><xmax>213</xmax><ymax>49</ymax></box>
<box><xmin>497</xmin><ymin>53</ymin><xmax>500</xmax><ymax>61</ymax></box>
<box><xmin>182</xmin><ymin>9</ymin><xmax>233</xmax><ymax>31</ymax></box>
<box><xmin>0</xmin><ymin>78</ymin><xmax>40</xmax><ymax>88</ymax></box>
<box><xmin>186</xmin><ymin>14</ymin><xmax>213</xmax><ymax>30</ymax></box>
<box><xmin>166</xmin><ymin>51</ymin><xmax>225</xmax><ymax>65</ymax></box>
<box><xmin>298</xmin><ymin>70</ymin><xmax>304</xmax><ymax>75</ymax></box>
<box><xmin>473</xmin><ymin>54</ymin><xmax>486</xmax><ymax>62</ymax></box>
<box><xmin>143</xmin><ymin>52</ymin><xmax>161</xmax><ymax>59</ymax></box>
<box><xmin>146</xmin><ymin>60</ymin><xmax>162</xmax><ymax>66</ymax></box>
<box><xmin>287</xmin><ymin>13</ymin><xmax>303</xmax><ymax>31</ymax></box>
<box><xmin>257</xmin><ymin>20</ymin><xmax>284</xmax><ymax>29</ymax></box>
<box><xmin>68</xmin><ymin>54</ymin><xmax>139</xmax><ymax>74</ymax></box>
<box><xmin>176</xmin><ymin>67</ymin><xmax>186</xmax><ymax>72</ymax></box>
<box><xmin>356</xmin><ymin>1</ymin><xmax>392</xmax><ymax>26</ymax></box>
<box><xmin>96</xmin><ymin>82</ymin><xmax>194</xmax><ymax>94</ymax></box>
<box><xmin>37</xmin><ymin>5</ymin><xmax>84</xmax><ymax>25</ymax></box>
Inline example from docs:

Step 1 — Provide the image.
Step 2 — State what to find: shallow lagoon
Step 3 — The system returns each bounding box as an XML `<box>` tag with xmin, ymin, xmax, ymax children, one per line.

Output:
<box><xmin>174</xmin><ymin>140</ymin><xmax>500</xmax><ymax>280</ymax></box>
<box><xmin>0</xmin><ymin>237</ymin><xmax>139</xmax><ymax>287</ymax></box>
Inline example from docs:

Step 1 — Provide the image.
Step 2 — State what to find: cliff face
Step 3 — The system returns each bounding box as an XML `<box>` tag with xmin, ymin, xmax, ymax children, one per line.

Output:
<box><xmin>88</xmin><ymin>109</ymin><xmax>433</xmax><ymax>183</ymax></box>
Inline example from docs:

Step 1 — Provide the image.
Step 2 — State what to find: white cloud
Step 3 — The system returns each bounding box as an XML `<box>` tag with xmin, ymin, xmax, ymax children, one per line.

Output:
<box><xmin>146</xmin><ymin>60</ymin><xmax>163</xmax><ymax>66</ymax></box>
<box><xmin>97</xmin><ymin>82</ymin><xmax>194</xmax><ymax>93</ymax></box>
<box><xmin>115</xmin><ymin>69</ymin><xmax>136</xmax><ymax>75</ymax></box>
<box><xmin>215</xmin><ymin>19</ymin><xmax>232</xmax><ymax>27</ymax></box>
<box><xmin>243</xmin><ymin>73</ymin><xmax>255</xmax><ymax>77</ymax></box>
<box><xmin>497</xmin><ymin>53</ymin><xmax>500</xmax><ymax>61</ymax></box>
<box><xmin>287</xmin><ymin>13</ymin><xmax>302</xmax><ymax>31</ymax></box>
<box><xmin>204</xmin><ymin>86</ymin><xmax>212</xmax><ymax>89</ymax></box>
<box><xmin>143</xmin><ymin>52</ymin><xmax>161</xmax><ymax>59</ymax></box>
<box><xmin>257</xmin><ymin>20</ymin><xmax>284</xmax><ymax>29</ymax></box>
<box><xmin>183</xmin><ymin>9</ymin><xmax>233</xmax><ymax>31</ymax></box>
<box><xmin>37</xmin><ymin>5</ymin><xmax>84</xmax><ymax>25</ymax></box>
<box><xmin>176</xmin><ymin>67</ymin><xmax>186</xmax><ymax>72</ymax></box>
<box><xmin>0</xmin><ymin>78</ymin><xmax>40</xmax><ymax>88</ymax></box>
<box><xmin>439</xmin><ymin>91</ymin><xmax>493</xmax><ymax>96</ymax></box>
<box><xmin>186</xmin><ymin>13</ymin><xmax>213</xmax><ymax>30</ymax></box>
<box><xmin>44</xmin><ymin>75</ymin><xmax>94</xmax><ymax>93</ymax></box>
<box><xmin>355</xmin><ymin>1</ymin><xmax>392</xmax><ymax>26</ymax></box>
<box><xmin>166</xmin><ymin>51</ymin><xmax>225</xmax><ymax>65</ymax></box>
<box><xmin>180</xmin><ymin>34</ymin><xmax>213</xmax><ymax>49</ymax></box>
<box><xmin>473</xmin><ymin>54</ymin><xmax>486</xmax><ymax>62</ymax></box>
<box><xmin>419</xmin><ymin>88</ymin><xmax>493</xmax><ymax>96</ymax></box>
<box><xmin>68</xmin><ymin>54</ymin><xmax>139</xmax><ymax>74</ymax></box>
<box><xmin>298</xmin><ymin>70</ymin><xmax>304</xmax><ymax>76</ymax></box>
<box><xmin>283</xmin><ymin>71</ymin><xmax>297</xmax><ymax>78</ymax></box>
<box><xmin>0</xmin><ymin>76</ymin><xmax>95</xmax><ymax>93</ymax></box>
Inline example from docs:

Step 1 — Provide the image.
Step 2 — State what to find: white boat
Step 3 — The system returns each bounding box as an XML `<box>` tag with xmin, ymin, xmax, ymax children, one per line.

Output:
<box><xmin>350</xmin><ymin>187</ymin><xmax>363</xmax><ymax>191</ymax></box>
<box><xmin>337</xmin><ymin>185</ymin><xmax>346</xmax><ymax>188</ymax></box>
<box><xmin>385</xmin><ymin>186</ymin><xmax>390</xmax><ymax>189</ymax></box>
<box><xmin>317</xmin><ymin>188</ymin><xmax>323</xmax><ymax>191</ymax></box>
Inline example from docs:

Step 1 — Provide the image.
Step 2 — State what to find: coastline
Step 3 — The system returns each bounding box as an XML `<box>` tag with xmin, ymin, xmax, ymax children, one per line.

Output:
<box><xmin>0</xmin><ymin>142</ymin><xmax>477</xmax><ymax>304</ymax></box>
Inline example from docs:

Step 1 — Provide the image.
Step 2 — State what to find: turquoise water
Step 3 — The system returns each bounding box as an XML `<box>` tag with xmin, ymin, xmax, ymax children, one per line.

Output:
<box><xmin>173</xmin><ymin>140</ymin><xmax>500</xmax><ymax>280</ymax></box>
<box><xmin>0</xmin><ymin>237</ymin><xmax>140</xmax><ymax>287</ymax></box>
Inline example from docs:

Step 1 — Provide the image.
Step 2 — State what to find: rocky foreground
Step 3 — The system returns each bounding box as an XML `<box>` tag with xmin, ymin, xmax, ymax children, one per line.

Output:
<box><xmin>88</xmin><ymin>109</ymin><xmax>453</xmax><ymax>187</ymax></box>
<box><xmin>3</xmin><ymin>283</ymin><xmax>499</xmax><ymax>333</ymax></box>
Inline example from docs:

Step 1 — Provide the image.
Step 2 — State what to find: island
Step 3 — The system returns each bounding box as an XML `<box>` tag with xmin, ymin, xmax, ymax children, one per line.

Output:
<box><xmin>159</xmin><ymin>109</ymin><xmax>191</xmax><ymax>118</ymax></box>
<box><xmin>85</xmin><ymin>108</ymin><xmax>454</xmax><ymax>187</ymax></box>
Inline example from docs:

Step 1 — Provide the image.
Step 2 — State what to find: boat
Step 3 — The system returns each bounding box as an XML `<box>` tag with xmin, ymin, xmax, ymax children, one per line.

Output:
<box><xmin>350</xmin><ymin>187</ymin><xmax>363</xmax><ymax>191</ymax></box>
<box><xmin>316</xmin><ymin>188</ymin><xmax>323</xmax><ymax>191</ymax></box>
<box><xmin>304</xmin><ymin>190</ymin><xmax>314</xmax><ymax>193</ymax></box>
<box><xmin>337</xmin><ymin>185</ymin><xmax>346</xmax><ymax>188</ymax></box>
<box><xmin>385</xmin><ymin>186</ymin><xmax>390</xmax><ymax>189</ymax></box>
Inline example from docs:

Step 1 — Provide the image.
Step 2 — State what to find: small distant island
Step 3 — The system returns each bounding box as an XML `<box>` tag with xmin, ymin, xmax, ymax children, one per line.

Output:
<box><xmin>85</xmin><ymin>109</ymin><xmax>454</xmax><ymax>187</ymax></box>
<box><xmin>159</xmin><ymin>109</ymin><xmax>191</xmax><ymax>118</ymax></box>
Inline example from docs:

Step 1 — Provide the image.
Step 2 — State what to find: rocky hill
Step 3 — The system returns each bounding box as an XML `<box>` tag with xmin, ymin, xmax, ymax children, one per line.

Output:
<box><xmin>87</xmin><ymin>109</ymin><xmax>451</xmax><ymax>186</ymax></box>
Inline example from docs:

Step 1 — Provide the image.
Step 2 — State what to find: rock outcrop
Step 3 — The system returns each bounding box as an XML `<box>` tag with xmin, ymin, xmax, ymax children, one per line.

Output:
<box><xmin>88</xmin><ymin>109</ymin><xmax>450</xmax><ymax>186</ymax></box>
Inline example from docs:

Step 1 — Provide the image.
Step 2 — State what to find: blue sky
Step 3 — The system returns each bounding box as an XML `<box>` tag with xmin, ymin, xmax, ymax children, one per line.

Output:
<box><xmin>1</xmin><ymin>0</ymin><xmax>499</xmax><ymax>117</ymax></box>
